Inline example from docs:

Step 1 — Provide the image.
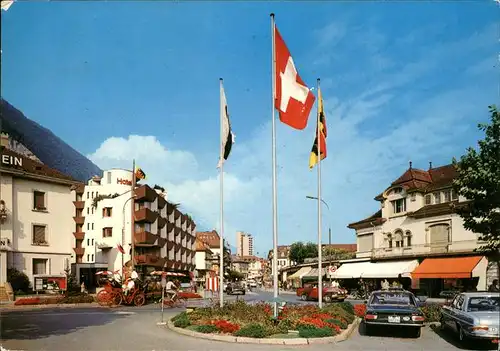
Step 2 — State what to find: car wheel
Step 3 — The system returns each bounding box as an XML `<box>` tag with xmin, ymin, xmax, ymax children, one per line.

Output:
<box><xmin>458</xmin><ymin>325</ymin><xmax>467</xmax><ymax>342</ymax></box>
<box><xmin>323</xmin><ymin>294</ymin><xmax>332</xmax><ymax>303</ymax></box>
<box><xmin>300</xmin><ymin>294</ymin><xmax>308</xmax><ymax>301</ymax></box>
<box><xmin>439</xmin><ymin>316</ymin><xmax>446</xmax><ymax>331</ymax></box>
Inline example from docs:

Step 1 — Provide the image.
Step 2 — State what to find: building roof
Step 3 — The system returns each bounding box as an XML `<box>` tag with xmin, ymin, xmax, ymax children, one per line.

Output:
<box><xmin>1</xmin><ymin>146</ymin><xmax>79</xmax><ymax>184</ymax></box>
<box><xmin>347</xmin><ymin>209</ymin><xmax>387</xmax><ymax>229</ymax></box>
<box><xmin>375</xmin><ymin>163</ymin><xmax>457</xmax><ymax>200</ymax></box>
<box><xmin>1</xmin><ymin>98</ymin><xmax>102</xmax><ymax>182</ymax></box>
<box><xmin>196</xmin><ymin>230</ymin><xmax>221</xmax><ymax>248</ymax></box>
<box><xmin>195</xmin><ymin>238</ymin><xmax>212</xmax><ymax>252</ymax></box>
<box><xmin>322</xmin><ymin>244</ymin><xmax>357</xmax><ymax>252</ymax></box>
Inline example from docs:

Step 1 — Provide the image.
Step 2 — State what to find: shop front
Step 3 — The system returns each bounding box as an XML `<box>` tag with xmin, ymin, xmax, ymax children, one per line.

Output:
<box><xmin>411</xmin><ymin>255</ymin><xmax>488</xmax><ymax>297</ymax></box>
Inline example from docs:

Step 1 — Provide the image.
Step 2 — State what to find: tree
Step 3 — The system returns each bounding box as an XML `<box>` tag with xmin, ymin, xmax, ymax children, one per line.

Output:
<box><xmin>227</xmin><ymin>269</ymin><xmax>244</xmax><ymax>282</ymax></box>
<box><xmin>7</xmin><ymin>268</ymin><xmax>31</xmax><ymax>293</ymax></box>
<box><xmin>289</xmin><ymin>242</ymin><xmax>318</xmax><ymax>264</ymax></box>
<box><xmin>453</xmin><ymin>105</ymin><xmax>500</xmax><ymax>282</ymax></box>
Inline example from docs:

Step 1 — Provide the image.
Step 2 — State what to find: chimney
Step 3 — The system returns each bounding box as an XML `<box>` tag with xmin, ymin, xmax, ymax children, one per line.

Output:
<box><xmin>409</xmin><ymin>161</ymin><xmax>412</xmax><ymax>169</ymax></box>
<box><xmin>0</xmin><ymin>133</ymin><xmax>9</xmax><ymax>147</ymax></box>
<box><xmin>429</xmin><ymin>161</ymin><xmax>432</xmax><ymax>170</ymax></box>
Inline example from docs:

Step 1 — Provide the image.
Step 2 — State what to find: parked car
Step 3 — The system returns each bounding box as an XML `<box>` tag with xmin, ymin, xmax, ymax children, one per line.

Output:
<box><xmin>225</xmin><ymin>282</ymin><xmax>246</xmax><ymax>295</ymax></box>
<box><xmin>440</xmin><ymin>292</ymin><xmax>499</xmax><ymax>345</ymax></box>
<box><xmin>296</xmin><ymin>283</ymin><xmax>348</xmax><ymax>302</ymax></box>
<box><xmin>364</xmin><ymin>289</ymin><xmax>425</xmax><ymax>338</ymax></box>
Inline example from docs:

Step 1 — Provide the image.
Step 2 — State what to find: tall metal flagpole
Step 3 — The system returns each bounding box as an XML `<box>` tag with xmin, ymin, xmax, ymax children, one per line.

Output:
<box><xmin>219</xmin><ymin>78</ymin><xmax>225</xmax><ymax>308</ymax></box>
<box><xmin>270</xmin><ymin>13</ymin><xmax>279</xmax><ymax>318</ymax></box>
<box><xmin>316</xmin><ymin>79</ymin><xmax>323</xmax><ymax>308</ymax></box>
<box><xmin>131</xmin><ymin>159</ymin><xmax>136</xmax><ymax>272</ymax></box>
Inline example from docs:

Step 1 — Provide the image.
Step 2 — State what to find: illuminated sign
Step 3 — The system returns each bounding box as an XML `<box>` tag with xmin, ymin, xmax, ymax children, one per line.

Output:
<box><xmin>117</xmin><ymin>178</ymin><xmax>132</xmax><ymax>186</ymax></box>
<box><xmin>1</xmin><ymin>154</ymin><xmax>23</xmax><ymax>167</ymax></box>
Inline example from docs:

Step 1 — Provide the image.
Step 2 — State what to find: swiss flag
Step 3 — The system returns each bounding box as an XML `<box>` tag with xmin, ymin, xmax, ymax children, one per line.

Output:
<box><xmin>274</xmin><ymin>26</ymin><xmax>316</xmax><ymax>130</ymax></box>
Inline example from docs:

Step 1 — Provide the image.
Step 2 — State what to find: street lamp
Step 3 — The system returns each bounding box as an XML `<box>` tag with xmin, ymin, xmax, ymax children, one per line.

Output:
<box><xmin>305</xmin><ymin>196</ymin><xmax>331</xmax><ymax>245</ymax></box>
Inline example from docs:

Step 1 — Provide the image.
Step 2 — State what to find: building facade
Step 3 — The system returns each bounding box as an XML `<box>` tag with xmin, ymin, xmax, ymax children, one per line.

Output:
<box><xmin>236</xmin><ymin>231</ymin><xmax>253</xmax><ymax>256</ymax></box>
<box><xmin>267</xmin><ymin>245</ymin><xmax>293</xmax><ymax>276</ymax></box>
<box><xmin>0</xmin><ymin>146</ymin><xmax>78</xmax><ymax>287</ymax></box>
<box><xmin>71</xmin><ymin>169</ymin><xmax>196</xmax><ymax>286</ymax></box>
<box><xmin>194</xmin><ymin>238</ymin><xmax>215</xmax><ymax>284</ymax></box>
<box><xmin>346</xmin><ymin>163</ymin><xmax>497</xmax><ymax>296</ymax></box>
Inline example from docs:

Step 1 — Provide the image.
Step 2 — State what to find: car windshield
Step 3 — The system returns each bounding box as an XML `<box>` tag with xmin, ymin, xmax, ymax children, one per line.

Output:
<box><xmin>370</xmin><ymin>292</ymin><xmax>415</xmax><ymax>306</ymax></box>
<box><xmin>467</xmin><ymin>296</ymin><xmax>500</xmax><ymax>312</ymax></box>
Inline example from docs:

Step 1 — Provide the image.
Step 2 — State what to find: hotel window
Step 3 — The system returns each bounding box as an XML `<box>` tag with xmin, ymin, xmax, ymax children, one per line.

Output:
<box><xmin>33</xmin><ymin>191</ymin><xmax>46</xmax><ymax>211</ymax></box>
<box><xmin>387</xmin><ymin>234</ymin><xmax>393</xmax><ymax>249</ymax></box>
<box><xmin>443</xmin><ymin>190</ymin><xmax>452</xmax><ymax>203</ymax></box>
<box><xmin>434</xmin><ymin>192</ymin><xmax>441</xmax><ymax>204</ymax></box>
<box><xmin>103</xmin><ymin>227</ymin><xmax>113</xmax><ymax>238</ymax></box>
<box><xmin>391</xmin><ymin>198</ymin><xmax>406</xmax><ymax>214</ymax></box>
<box><xmin>451</xmin><ymin>189</ymin><xmax>458</xmax><ymax>200</ymax></box>
<box><xmin>91</xmin><ymin>192</ymin><xmax>94</xmax><ymax>198</ymax></box>
<box><xmin>394</xmin><ymin>230</ymin><xmax>404</xmax><ymax>248</ymax></box>
<box><xmin>406</xmin><ymin>231</ymin><xmax>412</xmax><ymax>247</ymax></box>
<box><xmin>32</xmin><ymin>225</ymin><xmax>47</xmax><ymax>245</ymax></box>
<box><xmin>424</xmin><ymin>194</ymin><xmax>432</xmax><ymax>205</ymax></box>
<box><xmin>32</xmin><ymin>259</ymin><xmax>47</xmax><ymax>275</ymax></box>
<box><xmin>91</xmin><ymin>254</ymin><xmax>94</xmax><ymax>261</ymax></box>
<box><xmin>107</xmin><ymin>172</ymin><xmax>112</xmax><ymax>184</ymax></box>
<box><xmin>87</xmin><ymin>223</ymin><xmax>90</xmax><ymax>230</ymax></box>
<box><xmin>87</xmin><ymin>238</ymin><xmax>90</xmax><ymax>246</ymax></box>
<box><xmin>103</xmin><ymin>207</ymin><xmax>112</xmax><ymax>217</ymax></box>
<box><xmin>91</xmin><ymin>223</ymin><xmax>94</xmax><ymax>230</ymax></box>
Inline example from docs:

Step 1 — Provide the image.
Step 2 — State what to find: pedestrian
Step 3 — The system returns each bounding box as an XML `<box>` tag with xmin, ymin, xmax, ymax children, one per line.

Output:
<box><xmin>488</xmin><ymin>279</ymin><xmax>499</xmax><ymax>292</ymax></box>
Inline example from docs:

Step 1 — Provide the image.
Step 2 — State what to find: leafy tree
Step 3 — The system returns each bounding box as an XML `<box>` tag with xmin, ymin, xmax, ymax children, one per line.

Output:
<box><xmin>227</xmin><ymin>269</ymin><xmax>244</xmax><ymax>282</ymax></box>
<box><xmin>289</xmin><ymin>242</ymin><xmax>318</xmax><ymax>264</ymax></box>
<box><xmin>453</xmin><ymin>105</ymin><xmax>500</xmax><ymax>282</ymax></box>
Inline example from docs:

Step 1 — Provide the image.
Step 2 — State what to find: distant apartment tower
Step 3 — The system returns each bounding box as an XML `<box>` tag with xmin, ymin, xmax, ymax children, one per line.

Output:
<box><xmin>236</xmin><ymin>231</ymin><xmax>253</xmax><ymax>256</ymax></box>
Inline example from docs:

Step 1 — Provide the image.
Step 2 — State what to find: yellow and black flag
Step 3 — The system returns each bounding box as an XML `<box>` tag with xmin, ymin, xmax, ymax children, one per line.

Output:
<box><xmin>135</xmin><ymin>167</ymin><xmax>146</xmax><ymax>181</ymax></box>
<box><xmin>309</xmin><ymin>87</ymin><xmax>327</xmax><ymax>169</ymax></box>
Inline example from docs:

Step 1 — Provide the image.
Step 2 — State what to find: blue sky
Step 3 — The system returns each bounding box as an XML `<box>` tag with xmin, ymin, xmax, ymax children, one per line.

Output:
<box><xmin>2</xmin><ymin>2</ymin><xmax>498</xmax><ymax>257</ymax></box>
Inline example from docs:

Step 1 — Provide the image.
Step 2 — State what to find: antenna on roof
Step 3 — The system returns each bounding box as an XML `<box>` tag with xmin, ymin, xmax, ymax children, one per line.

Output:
<box><xmin>409</xmin><ymin>161</ymin><xmax>412</xmax><ymax>169</ymax></box>
<box><xmin>429</xmin><ymin>161</ymin><xmax>432</xmax><ymax>170</ymax></box>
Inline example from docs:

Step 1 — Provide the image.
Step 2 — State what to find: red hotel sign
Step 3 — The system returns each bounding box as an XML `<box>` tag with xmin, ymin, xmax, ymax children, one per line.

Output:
<box><xmin>117</xmin><ymin>178</ymin><xmax>132</xmax><ymax>186</ymax></box>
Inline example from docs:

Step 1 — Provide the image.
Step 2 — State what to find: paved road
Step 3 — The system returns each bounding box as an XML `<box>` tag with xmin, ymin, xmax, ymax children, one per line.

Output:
<box><xmin>1</xmin><ymin>290</ymin><xmax>497</xmax><ymax>351</ymax></box>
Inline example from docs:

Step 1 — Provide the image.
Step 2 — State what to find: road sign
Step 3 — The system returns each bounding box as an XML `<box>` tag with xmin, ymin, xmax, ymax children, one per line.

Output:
<box><xmin>328</xmin><ymin>265</ymin><xmax>337</xmax><ymax>273</ymax></box>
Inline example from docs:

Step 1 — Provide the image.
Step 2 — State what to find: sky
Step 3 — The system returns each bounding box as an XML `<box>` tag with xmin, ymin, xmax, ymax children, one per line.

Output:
<box><xmin>1</xmin><ymin>1</ymin><xmax>498</xmax><ymax>257</ymax></box>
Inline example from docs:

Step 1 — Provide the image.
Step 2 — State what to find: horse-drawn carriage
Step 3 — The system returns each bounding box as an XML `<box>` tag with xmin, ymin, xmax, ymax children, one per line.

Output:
<box><xmin>95</xmin><ymin>270</ymin><xmax>188</xmax><ymax>307</ymax></box>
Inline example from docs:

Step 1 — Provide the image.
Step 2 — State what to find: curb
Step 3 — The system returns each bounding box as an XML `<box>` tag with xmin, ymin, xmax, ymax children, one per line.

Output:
<box><xmin>165</xmin><ymin>317</ymin><xmax>361</xmax><ymax>345</ymax></box>
<box><xmin>0</xmin><ymin>303</ymin><xmax>102</xmax><ymax>311</ymax></box>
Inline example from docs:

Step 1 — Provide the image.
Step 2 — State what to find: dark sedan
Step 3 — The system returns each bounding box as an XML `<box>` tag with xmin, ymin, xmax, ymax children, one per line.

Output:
<box><xmin>364</xmin><ymin>289</ymin><xmax>425</xmax><ymax>338</ymax></box>
<box><xmin>225</xmin><ymin>282</ymin><xmax>246</xmax><ymax>295</ymax></box>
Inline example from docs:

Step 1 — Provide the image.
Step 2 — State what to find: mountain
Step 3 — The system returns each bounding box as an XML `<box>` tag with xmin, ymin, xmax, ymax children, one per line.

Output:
<box><xmin>0</xmin><ymin>98</ymin><xmax>102</xmax><ymax>182</ymax></box>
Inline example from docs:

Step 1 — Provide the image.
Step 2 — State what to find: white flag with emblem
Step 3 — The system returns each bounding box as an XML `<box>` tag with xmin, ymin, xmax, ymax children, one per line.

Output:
<box><xmin>217</xmin><ymin>80</ymin><xmax>235</xmax><ymax>168</ymax></box>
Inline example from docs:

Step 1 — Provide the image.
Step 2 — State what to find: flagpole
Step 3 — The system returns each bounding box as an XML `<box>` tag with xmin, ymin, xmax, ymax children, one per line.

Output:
<box><xmin>270</xmin><ymin>12</ymin><xmax>279</xmax><ymax>318</ymax></box>
<box><xmin>131</xmin><ymin>159</ymin><xmax>136</xmax><ymax>272</ymax></box>
<box><xmin>316</xmin><ymin>78</ymin><xmax>323</xmax><ymax>308</ymax></box>
<box><xmin>219</xmin><ymin>78</ymin><xmax>225</xmax><ymax>308</ymax></box>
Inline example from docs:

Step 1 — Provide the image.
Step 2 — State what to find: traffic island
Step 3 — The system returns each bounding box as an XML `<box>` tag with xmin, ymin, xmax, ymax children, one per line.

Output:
<box><xmin>165</xmin><ymin>300</ymin><xmax>362</xmax><ymax>345</ymax></box>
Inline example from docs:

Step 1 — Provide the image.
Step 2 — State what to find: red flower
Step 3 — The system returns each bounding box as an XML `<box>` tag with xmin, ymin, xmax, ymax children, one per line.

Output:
<box><xmin>14</xmin><ymin>298</ymin><xmax>41</xmax><ymax>306</ymax></box>
<box><xmin>354</xmin><ymin>304</ymin><xmax>367</xmax><ymax>317</ymax></box>
<box><xmin>210</xmin><ymin>319</ymin><xmax>240</xmax><ymax>334</ymax></box>
<box><xmin>177</xmin><ymin>292</ymin><xmax>202</xmax><ymax>299</ymax></box>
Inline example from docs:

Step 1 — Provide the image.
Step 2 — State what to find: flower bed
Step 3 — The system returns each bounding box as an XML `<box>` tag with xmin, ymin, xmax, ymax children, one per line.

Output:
<box><xmin>14</xmin><ymin>294</ymin><xmax>95</xmax><ymax>306</ymax></box>
<box><xmin>171</xmin><ymin>300</ymin><xmax>356</xmax><ymax>339</ymax></box>
<box><xmin>177</xmin><ymin>292</ymin><xmax>202</xmax><ymax>299</ymax></box>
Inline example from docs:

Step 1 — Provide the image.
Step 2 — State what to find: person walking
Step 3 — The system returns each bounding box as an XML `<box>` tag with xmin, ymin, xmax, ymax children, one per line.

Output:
<box><xmin>488</xmin><ymin>279</ymin><xmax>499</xmax><ymax>292</ymax></box>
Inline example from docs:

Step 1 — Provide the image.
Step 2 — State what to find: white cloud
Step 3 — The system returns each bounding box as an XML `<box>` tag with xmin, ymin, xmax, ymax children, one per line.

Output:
<box><xmin>88</xmin><ymin>22</ymin><xmax>496</xmax><ymax>257</ymax></box>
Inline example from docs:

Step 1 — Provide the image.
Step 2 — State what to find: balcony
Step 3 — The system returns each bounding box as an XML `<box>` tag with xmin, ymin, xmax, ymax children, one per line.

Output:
<box><xmin>167</xmin><ymin>222</ymin><xmax>175</xmax><ymax>233</ymax></box>
<box><xmin>190</xmin><ymin>221</ymin><xmax>196</xmax><ymax>232</ymax></box>
<box><xmin>157</xmin><ymin>237</ymin><xmax>167</xmax><ymax>248</ymax></box>
<box><xmin>157</xmin><ymin>216</ymin><xmax>167</xmax><ymax>229</ymax></box>
<box><xmin>73</xmin><ymin>232</ymin><xmax>85</xmax><ymax>240</ymax></box>
<box><xmin>167</xmin><ymin>202</ymin><xmax>176</xmax><ymax>215</ymax></box>
<box><xmin>181</xmin><ymin>214</ymin><xmax>187</xmax><ymax>224</ymax></box>
<box><xmin>167</xmin><ymin>240</ymin><xmax>175</xmax><ymax>251</ymax></box>
<box><xmin>73</xmin><ymin>247</ymin><xmax>85</xmax><ymax>256</ymax></box>
<box><xmin>73</xmin><ymin>201</ymin><xmax>85</xmax><ymax>209</ymax></box>
<box><xmin>134</xmin><ymin>231</ymin><xmax>157</xmax><ymax>246</ymax></box>
<box><xmin>73</xmin><ymin>216</ymin><xmax>85</xmax><ymax>225</ymax></box>
<box><xmin>134</xmin><ymin>185</ymin><xmax>157</xmax><ymax>202</ymax></box>
<box><xmin>174</xmin><ymin>227</ymin><xmax>181</xmax><ymax>236</ymax></box>
<box><xmin>157</xmin><ymin>196</ymin><xmax>166</xmax><ymax>209</ymax></box>
<box><xmin>369</xmin><ymin>239</ymin><xmax>480</xmax><ymax>260</ymax></box>
<box><xmin>135</xmin><ymin>254</ymin><xmax>166</xmax><ymax>267</ymax></box>
<box><xmin>134</xmin><ymin>208</ymin><xmax>158</xmax><ymax>223</ymax></box>
<box><xmin>174</xmin><ymin>209</ymin><xmax>181</xmax><ymax>220</ymax></box>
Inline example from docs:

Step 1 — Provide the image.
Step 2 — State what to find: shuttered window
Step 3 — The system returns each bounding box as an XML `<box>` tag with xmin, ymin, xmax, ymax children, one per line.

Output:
<box><xmin>32</xmin><ymin>225</ymin><xmax>47</xmax><ymax>245</ymax></box>
<box><xmin>102</xmin><ymin>227</ymin><xmax>113</xmax><ymax>238</ymax></box>
<box><xmin>33</xmin><ymin>191</ymin><xmax>46</xmax><ymax>210</ymax></box>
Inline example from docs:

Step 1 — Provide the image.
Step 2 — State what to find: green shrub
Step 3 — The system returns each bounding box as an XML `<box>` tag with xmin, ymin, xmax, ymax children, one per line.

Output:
<box><xmin>322</xmin><ymin>305</ymin><xmax>354</xmax><ymax>324</ymax></box>
<box><xmin>195</xmin><ymin>325</ymin><xmax>218</xmax><ymax>334</ymax></box>
<box><xmin>420</xmin><ymin>303</ymin><xmax>442</xmax><ymax>322</ymax></box>
<box><xmin>172</xmin><ymin>312</ymin><xmax>188</xmax><ymax>322</ymax></box>
<box><xmin>337</xmin><ymin>302</ymin><xmax>354</xmax><ymax>315</ymax></box>
<box><xmin>326</xmin><ymin>318</ymin><xmax>348</xmax><ymax>329</ymax></box>
<box><xmin>62</xmin><ymin>294</ymin><xmax>95</xmax><ymax>304</ymax></box>
<box><xmin>234</xmin><ymin>324</ymin><xmax>268</xmax><ymax>338</ymax></box>
<box><xmin>173</xmin><ymin>315</ymin><xmax>191</xmax><ymax>328</ymax></box>
<box><xmin>7</xmin><ymin>268</ymin><xmax>31</xmax><ymax>293</ymax></box>
<box><xmin>298</xmin><ymin>326</ymin><xmax>334</xmax><ymax>338</ymax></box>
<box><xmin>276</xmin><ymin>319</ymin><xmax>293</xmax><ymax>334</ymax></box>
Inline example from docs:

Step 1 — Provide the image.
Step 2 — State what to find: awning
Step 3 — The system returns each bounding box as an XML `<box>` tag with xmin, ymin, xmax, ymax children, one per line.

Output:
<box><xmin>361</xmin><ymin>260</ymin><xmax>419</xmax><ymax>279</ymax></box>
<box><xmin>330</xmin><ymin>261</ymin><xmax>376</xmax><ymax>279</ymax></box>
<box><xmin>287</xmin><ymin>267</ymin><xmax>312</xmax><ymax>280</ymax></box>
<box><xmin>303</xmin><ymin>268</ymin><xmax>326</xmax><ymax>279</ymax></box>
<box><xmin>330</xmin><ymin>260</ymin><xmax>419</xmax><ymax>279</ymax></box>
<box><xmin>411</xmin><ymin>256</ymin><xmax>484</xmax><ymax>279</ymax></box>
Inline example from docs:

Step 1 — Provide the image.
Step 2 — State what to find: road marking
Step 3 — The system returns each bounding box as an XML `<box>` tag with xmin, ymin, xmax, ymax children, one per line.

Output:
<box><xmin>114</xmin><ymin>311</ymin><xmax>136</xmax><ymax>315</ymax></box>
